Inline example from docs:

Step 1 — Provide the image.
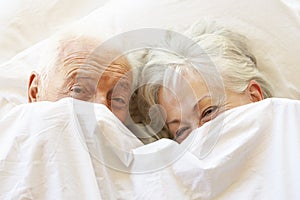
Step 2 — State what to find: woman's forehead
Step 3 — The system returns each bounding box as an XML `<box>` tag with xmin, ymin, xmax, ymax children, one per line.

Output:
<box><xmin>164</xmin><ymin>68</ymin><xmax>208</xmax><ymax>93</ymax></box>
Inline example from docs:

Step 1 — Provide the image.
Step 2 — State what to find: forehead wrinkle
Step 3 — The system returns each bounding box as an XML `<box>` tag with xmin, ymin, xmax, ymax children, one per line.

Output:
<box><xmin>102</xmin><ymin>61</ymin><xmax>132</xmax><ymax>84</ymax></box>
<box><xmin>56</xmin><ymin>35</ymin><xmax>98</xmax><ymax>62</ymax></box>
<box><xmin>60</xmin><ymin>51</ymin><xmax>131</xmax><ymax>75</ymax></box>
<box><xmin>54</xmin><ymin>36</ymin><xmax>113</xmax><ymax>72</ymax></box>
<box><xmin>63</xmin><ymin>68</ymin><xmax>97</xmax><ymax>88</ymax></box>
<box><xmin>63</xmin><ymin>70</ymin><xmax>80</xmax><ymax>89</ymax></box>
<box><xmin>113</xmin><ymin>81</ymin><xmax>131</xmax><ymax>93</ymax></box>
<box><xmin>103</xmin><ymin>65</ymin><xmax>130</xmax><ymax>77</ymax></box>
<box><xmin>98</xmin><ymin>73</ymin><xmax>132</xmax><ymax>93</ymax></box>
<box><xmin>105</xmin><ymin>56</ymin><xmax>131</xmax><ymax>74</ymax></box>
<box><xmin>59</xmin><ymin>52</ymin><xmax>106</xmax><ymax>72</ymax></box>
<box><xmin>51</xmin><ymin>36</ymin><xmax>132</xmax><ymax>87</ymax></box>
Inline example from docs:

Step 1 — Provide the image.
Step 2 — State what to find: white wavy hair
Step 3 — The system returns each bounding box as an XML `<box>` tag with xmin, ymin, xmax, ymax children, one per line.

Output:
<box><xmin>132</xmin><ymin>19</ymin><xmax>273</xmax><ymax>140</ymax></box>
<box><xmin>36</xmin><ymin>30</ymin><xmax>129</xmax><ymax>99</ymax></box>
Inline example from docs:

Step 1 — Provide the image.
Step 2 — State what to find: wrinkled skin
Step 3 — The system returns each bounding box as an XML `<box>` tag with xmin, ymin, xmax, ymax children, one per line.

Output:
<box><xmin>28</xmin><ymin>37</ymin><xmax>132</xmax><ymax>123</ymax></box>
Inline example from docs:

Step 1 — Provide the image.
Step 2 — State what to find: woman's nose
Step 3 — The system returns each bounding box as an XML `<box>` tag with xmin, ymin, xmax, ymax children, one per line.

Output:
<box><xmin>184</xmin><ymin>111</ymin><xmax>200</xmax><ymax>129</ymax></box>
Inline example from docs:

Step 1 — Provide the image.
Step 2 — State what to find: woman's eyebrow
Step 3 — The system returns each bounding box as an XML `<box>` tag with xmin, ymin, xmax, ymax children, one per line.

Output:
<box><xmin>166</xmin><ymin>119</ymin><xmax>180</xmax><ymax>126</ymax></box>
<box><xmin>193</xmin><ymin>95</ymin><xmax>211</xmax><ymax>111</ymax></box>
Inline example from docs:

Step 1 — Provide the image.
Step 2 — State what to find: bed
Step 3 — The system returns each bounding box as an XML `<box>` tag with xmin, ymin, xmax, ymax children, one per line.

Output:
<box><xmin>0</xmin><ymin>0</ymin><xmax>300</xmax><ymax>199</ymax></box>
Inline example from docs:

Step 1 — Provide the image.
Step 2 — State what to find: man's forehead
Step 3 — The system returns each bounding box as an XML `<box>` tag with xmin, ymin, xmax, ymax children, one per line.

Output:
<box><xmin>59</xmin><ymin>48</ymin><xmax>131</xmax><ymax>76</ymax></box>
<box><xmin>54</xmin><ymin>36</ymin><xmax>130</xmax><ymax>72</ymax></box>
<box><xmin>68</xmin><ymin>66</ymin><xmax>132</xmax><ymax>82</ymax></box>
<box><xmin>62</xmin><ymin>64</ymin><xmax>132</xmax><ymax>90</ymax></box>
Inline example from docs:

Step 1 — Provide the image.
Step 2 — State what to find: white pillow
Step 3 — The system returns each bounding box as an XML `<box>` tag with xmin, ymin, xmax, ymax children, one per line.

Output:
<box><xmin>1</xmin><ymin>0</ymin><xmax>300</xmax><ymax>108</ymax></box>
<box><xmin>0</xmin><ymin>0</ymin><xmax>109</xmax><ymax>64</ymax></box>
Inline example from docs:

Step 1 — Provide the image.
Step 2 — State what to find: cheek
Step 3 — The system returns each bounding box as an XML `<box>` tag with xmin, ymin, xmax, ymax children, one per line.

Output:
<box><xmin>225</xmin><ymin>91</ymin><xmax>252</xmax><ymax>109</ymax></box>
<box><xmin>41</xmin><ymin>73</ymin><xmax>69</xmax><ymax>101</ymax></box>
<box><xmin>40</xmin><ymin>83</ymin><xmax>66</xmax><ymax>102</ymax></box>
<box><xmin>158</xmin><ymin>88</ymin><xmax>179</xmax><ymax>112</ymax></box>
<box><xmin>112</xmin><ymin>109</ymin><xmax>127</xmax><ymax>123</ymax></box>
<box><xmin>167</xmin><ymin>123</ymin><xmax>179</xmax><ymax>138</ymax></box>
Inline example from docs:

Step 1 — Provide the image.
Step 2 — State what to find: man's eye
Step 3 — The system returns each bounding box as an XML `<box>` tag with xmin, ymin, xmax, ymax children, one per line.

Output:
<box><xmin>111</xmin><ymin>97</ymin><xmax>128</xmax><ymax>109</ymax></box>
<box><xmin>71</xmin><ymin>86</ymin><xmax>84</xmax><ymax>94</ymax></box>
<box><xmin>69</xmin><ymin>86</ymin><xmax>92</xmax><ymax>101</ymax></box>
<box><xmin>112</xmin><ymin>97</ymin><xmax>126</xmax><ymax>104</ymax></box>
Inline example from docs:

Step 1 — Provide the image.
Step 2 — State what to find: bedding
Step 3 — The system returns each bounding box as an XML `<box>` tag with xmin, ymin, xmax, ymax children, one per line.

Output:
<box><xmin>0</xmin><ymin>97</ymin><xmax>300</xmax><ymax>199</ymax></box>
<box><xmin>1</xmin><ymin>0</ymin><xmax>300</xmax><ymax>199</ymax></box>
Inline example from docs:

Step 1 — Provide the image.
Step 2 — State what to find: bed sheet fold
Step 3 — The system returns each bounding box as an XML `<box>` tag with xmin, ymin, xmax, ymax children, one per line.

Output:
<box><xmin>0</xmin><ymin>98</ymin><xmax>299</xmax><ymax>199</ymax></box>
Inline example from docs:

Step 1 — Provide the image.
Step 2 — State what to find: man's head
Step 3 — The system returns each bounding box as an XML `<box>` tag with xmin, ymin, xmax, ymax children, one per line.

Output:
<box><xmin>28</xmin><ymin>34</ymin><xmax>132</xmax><ymax>122</ymax></box>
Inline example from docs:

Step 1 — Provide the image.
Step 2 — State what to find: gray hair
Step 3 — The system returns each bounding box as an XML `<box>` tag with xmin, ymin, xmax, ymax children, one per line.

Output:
<box><xmin>132</xmin><ymin>20</ymin><xmax>273</xmax><ymax>140</ymax></box>
<box><xmin>184</xmin><ymin>21</ymin><xmax>273</xmax><ymax>98</ymax></box>
<box><xmin>36</xmin><ymin>33</ymin><xmax>100</xmax><ymax>98</ymax></box>
<box><xmin>36</xmin><ymin>32</ymin><xmax>129</xmax><ymax>99</ymax></box>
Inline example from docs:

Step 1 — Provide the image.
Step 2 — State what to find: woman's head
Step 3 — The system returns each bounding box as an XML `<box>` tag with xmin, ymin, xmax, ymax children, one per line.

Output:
<box><xmin>135</xmin><ymin>20</ymin><xmax>273</xmax><ymax>143</ymax></box>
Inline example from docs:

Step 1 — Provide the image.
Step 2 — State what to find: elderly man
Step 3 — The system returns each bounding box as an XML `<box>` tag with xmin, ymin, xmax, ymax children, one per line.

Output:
<box><xmin>27</xmin><ymin>34</ymin><xmax>132</xmax><ymax>123</ymax></box>
<box><xmin>0</xmin><ymin>33</ymin><xmax>146</xmax><ymax>199</ymax></box>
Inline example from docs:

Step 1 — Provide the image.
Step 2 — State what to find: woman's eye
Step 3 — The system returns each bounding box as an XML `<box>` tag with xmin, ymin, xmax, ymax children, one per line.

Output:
<box><xmin>201</xmin><ymin>106</ymin><xmax>219</xmax><ymax>120</ymax></box>
<box><xmin>175</xmin><ymin>127</ymin><xmax>191</xmax><ymax>141</ymax></box>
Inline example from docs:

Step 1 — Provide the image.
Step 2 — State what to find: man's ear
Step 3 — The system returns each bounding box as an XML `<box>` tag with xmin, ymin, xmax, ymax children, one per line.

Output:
<box><xmin>246</xmin><ymin>80</ymin><xmax>264</xmax><ymax>102</ymax></box>
<box><xmin>28</xmin><ymin>72</ymin><xmax>40</xmax><ymax>103</ymax></box>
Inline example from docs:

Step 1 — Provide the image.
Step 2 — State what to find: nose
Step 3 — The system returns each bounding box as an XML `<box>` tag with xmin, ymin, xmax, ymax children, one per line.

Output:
<box><xmin>94</xmin><ymin>94</ymin><xmax>109</xmax><ymax>108</ymax></box>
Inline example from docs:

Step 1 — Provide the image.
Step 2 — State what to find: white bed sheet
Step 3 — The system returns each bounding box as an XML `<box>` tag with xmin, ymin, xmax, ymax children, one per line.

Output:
<box><xmin>0</xmin><ymin>97</ymin><xmax>299</xmax><ymax>199</ymax></box>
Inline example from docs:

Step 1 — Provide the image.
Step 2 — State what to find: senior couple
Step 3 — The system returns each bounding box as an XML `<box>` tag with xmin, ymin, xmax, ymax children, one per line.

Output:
<box><xmin>28</xmin><ymin>20</ymin><xmax>273</xmax><ymax>144</ymax></box>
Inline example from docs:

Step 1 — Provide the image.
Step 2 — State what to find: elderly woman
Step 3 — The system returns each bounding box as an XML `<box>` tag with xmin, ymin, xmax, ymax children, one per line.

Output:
<box><xmin>132</xmin><ymin>20</ymin><xmax>273</xmax><ymax>143</ymax></box>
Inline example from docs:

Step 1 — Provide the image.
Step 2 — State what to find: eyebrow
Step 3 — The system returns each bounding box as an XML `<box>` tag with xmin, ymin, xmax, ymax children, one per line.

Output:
<box><xmin>166</xmin><ymin>95</ymin><xmax>211</xmax><ymax>126</ymax></box>
<box><xmin>166</xmin><ymin>119</ymin><xmax>181</xmax><ymax>126</ymax></box>
<box><xmin>193</xmin><ymin>95</ymin><xmax>211</xmax><ymax>111</ymax></box>
<box><xmin>63</xmin><ymin>75</ymin><xmax>97</xmax><ymax>92</ymax></box>
<box><xmin>73</xmin><ymin>76</ymin><xmax>96</xmax><ymax>81</ymax></box>
<box><xmin>67</xmin><ymin>75</ymin><xmax>96</xmax><ymax>85</ymax></box>
<box><xmin>64</xmin><ymin>70</ymin><xmax>94</xmax><ymax>80</ymax></box>
<box><xmin>114</xmin><ymin>81</ymin><xmax>131</xmax><ymax>92</ymax></box>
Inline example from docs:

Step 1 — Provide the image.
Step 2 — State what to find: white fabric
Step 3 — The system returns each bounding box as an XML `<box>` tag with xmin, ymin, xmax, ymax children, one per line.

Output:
<box><xmin>0</xmin><ymin>0</ymin><xmax>109</xmax><ymax>63</ymax></box>
<box><xmin>0</xmin><ymin>97</ymin><xmax>299</xmax><ymax>199</ymax></box>
<box><xmin>1</xmin><ymin>1</ymin><xmax>300</xmax><ymax>199</ymax></box>
<box><xmin>0</xmin><ymin>98</ymin><xmax>144</xmax><ymax>199</ymax></box>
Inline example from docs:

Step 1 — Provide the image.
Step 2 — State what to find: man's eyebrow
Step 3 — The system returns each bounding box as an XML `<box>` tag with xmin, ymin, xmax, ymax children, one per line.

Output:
<box><xmin>74</xmin><ymin>76</ymin><xmax>96</xmax><ymax>80</ymax></box>
<box><xmin>115</xmin><ymin>81</ymin><xmax>131</xmax><ymax>91</ymax></box>
<box><xmin>64</xmin><ymin>76</ymin><xmax>97</xmax><ymax>90</ymax></box>
<box><xmin>66</xmin><ymin>76</ymin><xmax>96</xmax><ymax>85</ymax></box>
<box><xmin>193</xmin><ymin>95</ymin><xmax>211</xmax><ymax>111</ymax></box>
